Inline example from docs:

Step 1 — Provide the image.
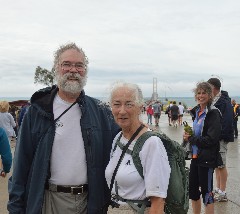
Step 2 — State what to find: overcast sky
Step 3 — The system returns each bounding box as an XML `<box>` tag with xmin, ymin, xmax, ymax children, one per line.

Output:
<box><xmin>0</xmin><ymin>0</ymin><xmax>239</xmax><ymax>99</ymax></box>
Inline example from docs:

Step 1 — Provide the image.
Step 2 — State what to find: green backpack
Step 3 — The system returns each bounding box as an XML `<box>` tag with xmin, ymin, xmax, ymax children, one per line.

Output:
<box><xmin>115</xmin><ymin>131</ymin><xmax>189</xmax><ymax>214</ymax></box>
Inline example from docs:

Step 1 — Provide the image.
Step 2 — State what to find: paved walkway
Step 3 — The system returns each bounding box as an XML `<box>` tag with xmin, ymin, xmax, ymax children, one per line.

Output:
<box><xmin>1</xmin><ymin>113</ymin><xmax>240</xmax><ymax>213</ymax></box>
<box><xmin>0</xmin><ymin>139</ymin><xmax>15</xmax><ymax>214</ymax></box>
<box><xmin>145</xmin><ymin>113</ymin><xmax>240</xmax><ymax>214</ymax></box>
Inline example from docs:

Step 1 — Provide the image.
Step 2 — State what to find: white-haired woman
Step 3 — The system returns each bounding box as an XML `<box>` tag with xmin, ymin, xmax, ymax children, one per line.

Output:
<box><xmin>0</xmin><ymin>101</ymin><xmax>16</xmax><ymax>143</ymax></box>
<box><xmin>105</xmin><ymin>82</ymin><xmax>171</xmax><ymax>214</ymax></box>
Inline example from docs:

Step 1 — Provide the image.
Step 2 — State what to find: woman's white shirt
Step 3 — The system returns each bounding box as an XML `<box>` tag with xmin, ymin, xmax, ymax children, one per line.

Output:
<box><xmin>0</xmin><ymin>112</ymin><xmax>16</xmax><ymax>137</ymax></box>
<box><xmin>105</xmin><ymin>131</ymin><xmax>171</xmax><ymax>200</ymax></box>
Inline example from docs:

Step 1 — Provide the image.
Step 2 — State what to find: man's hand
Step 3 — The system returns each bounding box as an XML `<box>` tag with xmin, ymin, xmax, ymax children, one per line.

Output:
<box><xmin>0</xmin><ymin>170</ymin><xmax>7</xmax><ymax>178</ymax></box>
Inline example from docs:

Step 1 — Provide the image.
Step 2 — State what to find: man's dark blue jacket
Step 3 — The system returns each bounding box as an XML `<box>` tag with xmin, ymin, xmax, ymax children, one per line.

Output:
<box><xmin>214</xmin><ymin>90</ymin><xmax>234</xmax><ymax>142</ymax></box>
<box><xmin>8</xmin><ymin>86</ymin><xmax>119</xmax><ymax>214</ymax></box>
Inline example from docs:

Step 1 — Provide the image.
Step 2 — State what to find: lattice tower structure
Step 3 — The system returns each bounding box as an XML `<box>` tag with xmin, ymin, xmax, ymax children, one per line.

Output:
<box><xmin>151</xmin><ymin>77</ymin><xmax>158</xmax><ymax>101</ymax></box>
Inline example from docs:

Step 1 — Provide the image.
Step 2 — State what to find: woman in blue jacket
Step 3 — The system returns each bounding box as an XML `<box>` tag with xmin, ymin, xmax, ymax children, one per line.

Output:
<box><xmin>0</xmin><ymin>127</ymin><xmax>12</xmax><ymax>177</ymax></box>
<box><xmin>184</xmin><ymin>82</ymin><xmax>221</xmax><ymax>214</ymax></box>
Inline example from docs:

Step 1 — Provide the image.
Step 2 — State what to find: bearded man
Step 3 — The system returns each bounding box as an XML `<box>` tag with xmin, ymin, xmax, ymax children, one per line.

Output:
<box><xmin>8</xmin><ymin>43</ymin><xmax>119</xmax><ymax>214</ymax></box>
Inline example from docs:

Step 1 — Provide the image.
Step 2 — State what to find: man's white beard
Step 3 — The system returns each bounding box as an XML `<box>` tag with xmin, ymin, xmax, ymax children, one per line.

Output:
<box><xmin>56</xmin><ymin>72</ymin><xmax>87</xmax><ymax>95</ymax></box>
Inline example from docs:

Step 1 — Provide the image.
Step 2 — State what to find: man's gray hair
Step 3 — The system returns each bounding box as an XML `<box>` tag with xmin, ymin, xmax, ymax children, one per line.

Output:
<box><xmin>109</xmin><ymin>81</ymin><xmax>144</xmax><ymax>106</ymax></box>
<box><xmin>53</xmin><ymin>42</ymin><xmax>89</xmax><ymax>73</ymax></box>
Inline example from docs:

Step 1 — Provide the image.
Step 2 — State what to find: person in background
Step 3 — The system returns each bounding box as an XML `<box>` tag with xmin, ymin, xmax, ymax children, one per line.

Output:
<box><xmin>152</xmin><ymin>101</ymin><xmax>162</xmax><ymax>126</ymax></box>
<box><xmin>165</xmin><ymin>101</ymin><xmax>172</xmax><ymax>126</ymax></box>
<box><xmin>9</xmin><ymin>105</ymin><xmax>18</xmax><ymax>138</ymax></box>
<box><xmin>170</xmin><ymin>101</ymin><xmax>179</xmax><ymax>128</ymax></box>
<box><xmin>184</xmin><ymin>82</ymin><xmax>221</xmax><ymax>214</ymax></box>
<box><xmin>106</xmin><ymin>82</ymin><xmax>171</xmax><ymax>213</ymax></box>
<box><xmin>8</xmin><ymin>42</ymin><xmax>119</xmax><ymax>214</ymax></box>
<box><xmin>231</xmin><ymin>99</ymin><xmax>239</xmax><ymax>139</ymax></box>
<box><xmin>18</xmin><ymin>102</ymin><xmax>30</xmax><ymax>129</ymax></box>
<box><xmin>146</xmin><ymin>104</ymin><xmax>154</xmax><ymax>125</ymax></box>
<box><xmin>178</xmin><ymin>102</ymin><xmax>184</xmax><ymax>126</ymax></box>
<box><xmin>143</xmin><ymin>105</ymin><xmax>146</xmax><ymax>114</ymax></box>
<box><xmin>15</xmin><ymin>108</ymin><xmax>20</xmax><ymax>127</ymax></box>
<box><xmin>0</xmin><ymin>101</ymin><xmax>16</xmax><ymax>143</ymax></box>
<box><xmin>0</xmin><ymin>127</ymin><xmax>12</xmax><ymax>178</ymax></box>
<box><xmin>207</xmin><ymin>78</ymin><xmax>234</xmax><ymax>202</ymax></box>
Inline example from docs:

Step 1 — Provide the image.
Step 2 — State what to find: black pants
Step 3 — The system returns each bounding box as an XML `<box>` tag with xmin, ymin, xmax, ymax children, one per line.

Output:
<box><xmin>189</xmin><ymin>159</ymin><xmax>214</xmax><ymax>205</ymax></box>
<box><xmin>233</xmin><ymin>119</ymin><xmax>238</xmax><ymax>137</ymax></box>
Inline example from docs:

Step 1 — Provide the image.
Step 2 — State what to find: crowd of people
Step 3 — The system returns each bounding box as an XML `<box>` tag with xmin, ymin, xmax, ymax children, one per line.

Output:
<box><xmin>0</xmin><ymin>42</ymin><xmax>239</xmax><ymax>214</ymax></box>
<box><xmin>145</xmin><ymin>100</ymin><xmax>186</xmax><ymax>128</ymax></box>
<box><xmin>0</xmin><ymin>101</ymin><xmax>30</xmax><ymax>178</ymax></box>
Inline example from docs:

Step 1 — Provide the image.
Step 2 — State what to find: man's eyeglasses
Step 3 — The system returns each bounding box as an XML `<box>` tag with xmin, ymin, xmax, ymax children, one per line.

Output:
<box><xmin>61</xmin><ymin>62</ymin><xmax>85</xmax><ymax>72</ymax></box>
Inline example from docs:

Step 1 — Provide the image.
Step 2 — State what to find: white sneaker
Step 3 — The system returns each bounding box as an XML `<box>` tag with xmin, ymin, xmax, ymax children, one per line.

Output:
<box><xmin>217</xmin><ymin>193</ymin><xmax>228</xmax><ymax>202</ymax></box>
<box><xmin>214</xmin><ymin>191</ymin><xmax>220</xmax><ymax>201</ymax></box>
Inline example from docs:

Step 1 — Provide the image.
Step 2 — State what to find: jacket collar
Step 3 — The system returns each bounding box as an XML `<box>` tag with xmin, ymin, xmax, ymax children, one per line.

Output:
<box><xmin>31</xmin><ymin>85</ymin><xmax>86</xmax><ymax>115</ymax></box>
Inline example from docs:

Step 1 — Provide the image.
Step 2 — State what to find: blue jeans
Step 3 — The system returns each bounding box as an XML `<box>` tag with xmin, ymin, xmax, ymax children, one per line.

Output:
<box><xmin>147</xmin><ymin>114</ymin><xmax>152</xmax><ymax>124</ymax></box>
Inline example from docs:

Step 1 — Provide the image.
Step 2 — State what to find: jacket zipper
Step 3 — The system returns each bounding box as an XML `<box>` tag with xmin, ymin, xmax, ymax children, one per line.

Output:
<box><xmin>86</xmin><ymin>129</ymin><xmax>93</xmax><ymax>162</ymax></box>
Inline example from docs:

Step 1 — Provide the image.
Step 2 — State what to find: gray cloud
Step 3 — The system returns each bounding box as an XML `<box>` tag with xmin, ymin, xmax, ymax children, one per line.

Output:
<box><xmin>0</xmin><ymin>0</ymin><xmax>240</xmax><ymax>98</ymax></box>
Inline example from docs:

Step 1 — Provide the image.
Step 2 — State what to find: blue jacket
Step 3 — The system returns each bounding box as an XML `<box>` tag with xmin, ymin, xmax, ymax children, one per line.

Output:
<box><xmin>214</xmin><ymin>91</ymin><xmax>234</xmax><ymax>142</ymax></box>
<box><xmin>8</xmin><ymin>86</ymin><xmax>120</xmax><ymax>214</ymax></box>
<box><xmin>189</xmin><ymin>105</ymin><xmax>221</xmax><ymax>168</ymax></box>
<box><xmin>0</xmin><ymin>127</ymin><xmax>12</xmax><ymax>173</ymax></box>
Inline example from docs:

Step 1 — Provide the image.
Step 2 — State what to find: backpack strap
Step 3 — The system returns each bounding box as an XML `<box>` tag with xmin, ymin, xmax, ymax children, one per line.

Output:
<box><xmin>113</xmin><ymin>194</ymin><xmax>150</xmax><ymax>214</ymax></box>
<box><xmin>109</xmin><ymin>124</ymin><xmax>145</xmax><ymax>195</ymax></box>
<box><xmin>133</xmin><ymin>131</ymin><xmax>186</xmax><ymax>179</ymax></box>
<box><xmin>114</xmin><ymin>131</ymin><xmax>162</xmax><ymax>179</ymax></box>
<box><xmin>132</xmin><ymin>131</ymin><xmax>160</xmax><ymax>179</ymax></box>
<box><xmin>132</xmin><ymin>131</ymin><xmax>189</xmax><ymax>214</ymax></box>
<box><xmin>111</xmin><ymin>127</ymin><xmax>151</xmax><ymax>213</ymax></box>
<box><xmin>114</xmin><ymin>135</ymin><xmax>133</xmax><ymax>155</ymax></box>
<box><xmin>113</xmin><ymin>134</ymin><xmax>121</xmax><ymax>153</ymax></box>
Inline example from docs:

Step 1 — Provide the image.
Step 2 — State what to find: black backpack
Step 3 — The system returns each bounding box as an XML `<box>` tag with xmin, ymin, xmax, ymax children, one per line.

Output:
<box><xmin>115</xmin><ymin>131</ymin><xmax>189</xmax><ymax>214</ymax></box>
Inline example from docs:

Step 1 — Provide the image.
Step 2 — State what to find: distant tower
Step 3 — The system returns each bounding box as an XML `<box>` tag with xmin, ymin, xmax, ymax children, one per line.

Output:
<box><xmin>151</xmin><ymin>77</ymin><xmax>158</xmax><ymax>101</ymax></box>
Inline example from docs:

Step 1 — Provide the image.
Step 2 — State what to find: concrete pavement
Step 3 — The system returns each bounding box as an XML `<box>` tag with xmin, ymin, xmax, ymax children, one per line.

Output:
<box><xmin>1</xmin><ymin>113</ymin><xmax>240</xmax><ymax>213</ymax></box>
<box><xmin>0</xmin><ymin>139</ymin><xmax>15</xmax><ymax>214</ymax></box>
<box><xmin>146</xmin><ymin>113</ymin><xmax>240</xmax><ymax>214</ymax></box>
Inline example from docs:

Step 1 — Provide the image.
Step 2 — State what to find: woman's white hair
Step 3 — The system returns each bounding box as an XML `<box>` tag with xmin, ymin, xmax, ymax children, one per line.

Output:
<box><xmin>109</xmin><ymin>81</ymin><xmax>144</xmax><ymax>106</ymax></box>
<box><xmin>0</xmin><ymin>101</ymin><xmax>10</xmax><ymax>113</ymax></box>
